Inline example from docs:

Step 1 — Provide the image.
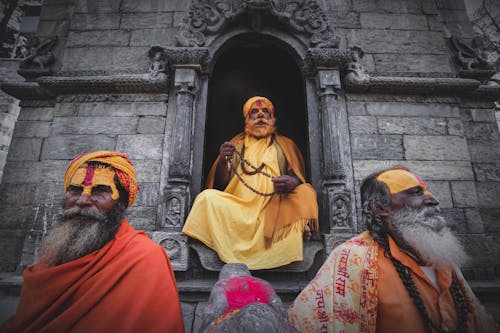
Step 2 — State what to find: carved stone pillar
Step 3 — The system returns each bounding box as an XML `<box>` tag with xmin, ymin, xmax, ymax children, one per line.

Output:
<box><xmin>169</xmin><ymin>67</ymin><xmax>197</xmax><ymax>183</ymax></box>
<box><xmin>158</xmin><ymin>48</ymin><xmax>208</xmax><ymax>235</ymax></box>
<box><xmin>306</xmin><ymin>48</ymin><xmax>355</xmax><ymax>244</ymax></box>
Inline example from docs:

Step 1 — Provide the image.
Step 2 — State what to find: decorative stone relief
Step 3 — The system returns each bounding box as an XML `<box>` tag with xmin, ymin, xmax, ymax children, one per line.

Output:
<box><xmin>147</xmin><ymin>46</ymin><xmax>168</xmax><ymax>79</ymax></box>
<box><xmin>162</xmin><ymin>188</ymin><xmax>187</xmax><ymax>230</ymax></box>
<box><xmin>448</xmin><ymin>35</ymin><xmax>495</xmax><ymax>80</ymax></box>
<box><xmin>152</xmin><ymin>232</ymin><xmax>189</xmax><ymax>271</ymax></box>
<box><xmin>176</xmin><ymin>0</ymin><xmax>339</xmax><ymax>48</ymax></box>
<box><xmin>164</xmin><ymin>194</ymin><xmax>184</xmax><ymax>227</ymax></box>
<box><xmin>18</xmin><ymin>36</ymin><xmax>57</xmax><ymax>78</ymax></box>
<box><xmin>330</xmin><ymin>193</ymin><xmax>351</xmax><ymax>229</ymax></box>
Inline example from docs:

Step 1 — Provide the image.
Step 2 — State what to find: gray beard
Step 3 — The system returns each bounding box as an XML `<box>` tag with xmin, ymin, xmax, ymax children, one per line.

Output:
<box><xmin>388</xmin><ymin>207</ymin><xmax>469</xmax><ymax>268</ymax></box>
<box><xmin>41</xmin><ymin>206</ymin><xmax>123</xmax><ymax>266</ymax></box>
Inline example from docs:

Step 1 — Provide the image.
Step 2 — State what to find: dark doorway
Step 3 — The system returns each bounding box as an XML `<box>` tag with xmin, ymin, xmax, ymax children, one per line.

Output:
<box><xmin>203</xmin><ymin>34</ymin><xmax>309</xmax><ymax>186</ymax></box>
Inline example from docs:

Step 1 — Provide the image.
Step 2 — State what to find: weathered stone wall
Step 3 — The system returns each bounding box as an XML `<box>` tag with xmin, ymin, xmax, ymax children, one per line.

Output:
<box><xmin>347</xmin><ymin>95</ymin><xmax>500</xmax><ymax>279</ymax></box>
<box><xmin>0</xmin><ymin>59</ymin><xmax>22</xmax><ymax>182</ymax></box>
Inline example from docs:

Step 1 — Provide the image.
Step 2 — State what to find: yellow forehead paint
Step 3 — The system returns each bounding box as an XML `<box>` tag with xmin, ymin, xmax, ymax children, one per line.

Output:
<box><xmin>376</xmin><ymin>168</ymin><xmax>431</xmax><ymax>195</ymax></box>
<box><xmin>70</xmin><ymin>164</ymin><xmax>119</xmax><ymax>200</ymax></box>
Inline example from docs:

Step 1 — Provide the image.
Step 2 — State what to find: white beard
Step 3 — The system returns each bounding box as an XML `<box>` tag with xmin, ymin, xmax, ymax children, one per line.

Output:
<box><xmin>41</xmin><ymin>207</ymin><xmax>121</xmax><ymax>266</ymax></box>
<box><xmin>388</xmin><ymin>207</ymin><xmax>469</xmax><ymax>268</ymax></box>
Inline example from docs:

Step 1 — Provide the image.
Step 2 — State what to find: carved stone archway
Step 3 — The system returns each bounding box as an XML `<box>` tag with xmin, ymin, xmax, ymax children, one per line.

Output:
<box><xmin>158</xmin><ymin>0</ymin><xmax>358</xmax><ymax>269</ymax></box>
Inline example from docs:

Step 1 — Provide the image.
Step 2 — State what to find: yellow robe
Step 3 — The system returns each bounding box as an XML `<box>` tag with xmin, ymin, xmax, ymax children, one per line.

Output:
<box><xmin>182</xmin><ymin>134</ymin><xmax>318</xmax><ymax>270</ymax></box>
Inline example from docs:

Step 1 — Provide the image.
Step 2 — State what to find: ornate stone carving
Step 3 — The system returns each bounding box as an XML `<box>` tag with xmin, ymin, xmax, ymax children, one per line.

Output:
<box><xmin>176</xmin><ymin>0</ymin><xmax>339</xmax><ymax>48</ymax></box>
<box><xmin>164</xmin><ymin>194</ymin><xmax>184</xmax><ymax>227</ymax></box>
<box><xmin>18</xmin><ymin>36</ymin><xmax>57</xmax><ymax>78</ymax></box>
<box><xmin>162</xmin><ymin>187</ymin><xmax>187</xmax><ymax>230</ymax></box>
<box><xmin>448</xmin><ymin>35</ymin><xmax>496</xmax><ymax>80</ymax></box>
<box><xmin>151</xmin><ymin>232</ymin><xmax>189</xmax><ymax>271</ymax></box>
<box><xmin>345</xmin><ymin>46</ymin><xmax>369</xmax><ymax>81</ymax></box>
<box><xmin>56</xmin><ymin>94</ymin><xmax>169</xmax><ymax>103</ymax></box>
<box><xmin>330</xmin><ymin>193</ymin><xmax>351</xmax><ymax>229</ymax></box>
<box><xmin>163</xmin><ymin>47</ymin><xmax>209</xmax><ymax>66</ymax></box>
<box><xmin>147</xmin><ymin>46</ymin><xmax>168</xmax><ymax>79</ymax></box>
<box><xmin>303</xmin><ymin>48</ymin><xmax>349</xmax><ymax>76</ymax></box>
<box><xmin>36</xmin><ymin>74</ymin><xmax>169</xmax><ymax>95</ymax></box>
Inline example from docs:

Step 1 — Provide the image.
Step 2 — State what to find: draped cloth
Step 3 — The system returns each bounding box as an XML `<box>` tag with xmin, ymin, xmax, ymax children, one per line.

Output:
<box><xmin>1</xmin><ymin>220</ymin><xmax>184</xmax><ymax>333</ymax></box>
<box><xmin>183</xmin><ymin>133</ymin><xmax>318</xmax><ymax>270</ymax></box>
<box><xmin>288</xmin><ymin>231</ymin><xmax>497</xmax><ymax>333</ymax></box>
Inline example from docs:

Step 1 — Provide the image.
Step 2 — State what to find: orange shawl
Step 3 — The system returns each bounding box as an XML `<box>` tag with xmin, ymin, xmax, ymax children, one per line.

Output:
<box><xmin>1</xmin><ymin>220</ymin><xmax>184</xmax><ymax>333</ymax></box>
<box><xmin>206</xmin><ymin>133</ymin><xmax>318</xmax><ymax>242</ymax></box>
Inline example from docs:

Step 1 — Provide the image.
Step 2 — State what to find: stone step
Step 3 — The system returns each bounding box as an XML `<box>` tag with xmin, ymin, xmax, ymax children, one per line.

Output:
<box><xmin>189</xmin><ymin>239</ymin><xmax>325</xmax><ymax>273</ymax></box>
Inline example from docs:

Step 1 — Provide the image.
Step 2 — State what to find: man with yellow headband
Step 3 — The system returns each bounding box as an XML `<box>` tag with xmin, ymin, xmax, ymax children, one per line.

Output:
<box><xmin>1</xmin><ymin>151</ymin><xmax>184</xmax><ymax>333</ymax></box>
<box><xmin>288</xmin><ymin>167</ymin><xmax>498</xmax><ymax>333</ymax></box>
<box><xmin>182</xmin><ymin>96</ymin><xmax>318</xmax><ymax>269</ymax></box>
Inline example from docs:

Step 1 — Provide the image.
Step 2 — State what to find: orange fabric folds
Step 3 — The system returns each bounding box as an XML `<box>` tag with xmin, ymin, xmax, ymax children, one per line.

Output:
<box><xmin>1</xmin><ymin>220</ymin><xmax>184</xmax><ymax>333</ymax></box>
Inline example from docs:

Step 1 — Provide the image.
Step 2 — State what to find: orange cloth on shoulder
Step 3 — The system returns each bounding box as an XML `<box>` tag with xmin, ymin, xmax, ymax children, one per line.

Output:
<box><xmin>1</xmin><ymin>220</ymin><xmax>184</xmax><ymax>333</ymax></box>
<box><xmin>64</xmin><ymin>151</ymin><xmax>139</xmax><ymax>207</ymax></box>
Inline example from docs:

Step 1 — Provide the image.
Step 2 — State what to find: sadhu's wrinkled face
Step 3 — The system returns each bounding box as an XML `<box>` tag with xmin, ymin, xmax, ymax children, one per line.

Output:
<box><xmin>244</xmin><ymin>100</ymin><xmax>276</xmax><ymax>138</ymax></box>
<box><xmin>65</xmin><ymin>164</ymin><xmax>119</xmax><ymax>215</ymax></box>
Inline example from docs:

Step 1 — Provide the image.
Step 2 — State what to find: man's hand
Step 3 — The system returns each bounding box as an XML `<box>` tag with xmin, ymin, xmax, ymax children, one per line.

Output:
<box><xmin>272</xmin><ymin>175</ymin><xmax>301</xmax><ymax>194</ymax></box>
<box><xmin>219</xmin><ymin>142</ymin><xmax>236</xmax><ymax>162</ymax></box>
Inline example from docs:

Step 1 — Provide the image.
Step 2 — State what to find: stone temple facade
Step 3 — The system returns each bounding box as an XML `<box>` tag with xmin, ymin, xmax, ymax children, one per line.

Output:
<box><xmin>0</xmin><ymin>0</ymin><xmax>499</xmax><ymax>330</ymax></box>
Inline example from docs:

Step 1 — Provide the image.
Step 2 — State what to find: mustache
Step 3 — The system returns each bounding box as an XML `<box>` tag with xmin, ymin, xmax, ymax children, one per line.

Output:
<box><xmin>60</xmin><ymin>207</ymin><xmax>107</xmax><ymax>222</ymax></box>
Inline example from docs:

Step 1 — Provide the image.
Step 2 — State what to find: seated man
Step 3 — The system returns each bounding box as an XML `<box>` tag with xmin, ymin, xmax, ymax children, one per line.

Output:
<box><xmin>183</xmin><ymin>96</ymin><xmax>318</xmax><ymax>269</ymax></box>
<box><xmin>1</xmin><ymin>151</ymin><xmax>184</xmax><ymax>333</ymax></box>
<box><xmin>288</xmin><ymin>167</ymin><xmax>498</xmax><ymax>333</ymax></box>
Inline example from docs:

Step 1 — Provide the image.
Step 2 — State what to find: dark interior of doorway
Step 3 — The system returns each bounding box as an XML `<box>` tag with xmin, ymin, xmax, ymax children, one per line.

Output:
<box><xmin>203</xmin><ymin>35</ymin><xmax>310</xmax><ymax>186</ymax></box>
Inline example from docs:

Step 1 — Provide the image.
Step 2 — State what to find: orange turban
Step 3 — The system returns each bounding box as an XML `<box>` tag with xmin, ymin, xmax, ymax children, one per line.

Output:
<box><xmin>242</xmin><ymin>96</ymin><xmax>274</xmax><ymax>118</ymax></box>
<box><xmin>64</xmin><ymin>151</ymin><xmax>139</xmax><ymax>207</ymax></box>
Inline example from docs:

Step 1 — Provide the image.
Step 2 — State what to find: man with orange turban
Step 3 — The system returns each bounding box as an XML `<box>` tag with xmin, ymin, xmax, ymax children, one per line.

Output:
<box><xmin>183</xmin><ymin>96</ymin><xmax>318</xmax><ymax>269</ymax></box>
<box><xmin>1</xmin><ymin>151</ymin><xmax>184</xmax><ymax>333</ymax></box>
<box><xmin>288</xmin><ymin>167</ymin><xmax>498</xmax><ymax>333</ymax></box>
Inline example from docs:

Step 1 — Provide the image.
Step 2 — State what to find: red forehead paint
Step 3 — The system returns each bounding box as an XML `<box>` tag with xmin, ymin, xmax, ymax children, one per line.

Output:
<box><xmin>82</xmin><ymin>164</ymin><xmax>95</xmax><ymax>186</ymax></box>
<box><xmin>255</xmin><ymin>100</ymin><xmax>263</xmax><ymax>107</ymax></box>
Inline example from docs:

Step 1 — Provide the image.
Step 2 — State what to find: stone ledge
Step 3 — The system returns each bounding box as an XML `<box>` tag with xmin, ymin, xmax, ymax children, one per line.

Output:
<box><xmin>344</xmin><ymin>73</ymin><xmax>482</xmax><ymax>95</ymax></box>
<box><xmin>37</xmin><ymin>74</ymin><xmax>169</xmax><ymax>94</ymax></box>
<box><xmin>189</xmin><ymin>240</ymin><xmax>324</xmax><ymax>273</ymax></box>
<box><xmin>0</xmin><ymin>81</ymin><xmax>55</xmax><ymax>101</ymax></box>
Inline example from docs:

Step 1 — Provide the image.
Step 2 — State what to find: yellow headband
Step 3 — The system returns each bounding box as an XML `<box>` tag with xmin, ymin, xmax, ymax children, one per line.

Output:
<box><xmin>242</xmin><ymin>96</ymin><xmax>274</xmax><ymax>118</ymax></box>
<box><xmin>64</xmin><ymin>150</ymin><xmax>139</xmax><ymax>207</ymax></box>
<box><xmin>70</xmin><ymin>165</ymin><xmax>120</xmax><ymax>200</ymax></box>
<box><xmin>376</xmin><ymin>168</ymin><xmax>431</xmax><ymax>195</ymax></box>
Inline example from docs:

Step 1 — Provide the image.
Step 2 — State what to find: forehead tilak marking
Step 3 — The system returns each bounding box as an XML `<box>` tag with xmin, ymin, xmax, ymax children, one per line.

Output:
<box><xmin>255</xmin><ymin>100</ymin><xmax>263</xmax><ymax>107</ymax></box>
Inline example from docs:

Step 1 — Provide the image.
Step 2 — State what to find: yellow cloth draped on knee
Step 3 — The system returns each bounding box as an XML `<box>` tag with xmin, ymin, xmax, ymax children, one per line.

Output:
<box><xmin>182</xmin><ymin>134</ymin><xmax>318</xmax><ymax>270</ymax></box>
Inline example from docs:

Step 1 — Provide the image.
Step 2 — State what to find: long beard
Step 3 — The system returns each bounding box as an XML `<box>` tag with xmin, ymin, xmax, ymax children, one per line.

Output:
<box><xmin>245</xmin><ymin>117</ymin><xmax>276</xmax><ymax>138</ymax></box>
<box><xmin>388</xmin><ymin>207</ymin><xmax>469</xmax><ymax>268</ymax></box>
<box><xmin>41</xmin><ymin>206</ymin><xmax>123</xmax><ymax>267</ymax></box>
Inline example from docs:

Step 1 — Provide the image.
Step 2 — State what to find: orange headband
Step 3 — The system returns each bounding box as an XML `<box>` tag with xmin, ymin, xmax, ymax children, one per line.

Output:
<box><xmin>376</xmin><ymin>168</ymin><xmax>431</xmax><ymax>195</ymax></box>
<box><xmin>242</xmin><ymin>96</ymin><xmax>274</xmax><ymax>118</ymax></box>
<box><xmin>64</xmin><ymin>151</ymin><xmax>139</xmax><ymax>207</ymax></box>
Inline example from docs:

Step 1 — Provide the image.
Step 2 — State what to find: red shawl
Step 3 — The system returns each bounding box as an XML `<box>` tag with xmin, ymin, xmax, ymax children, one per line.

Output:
<box><xmin>1</xmin><ymin>220</ymin><xmax>184</xmax><ymax>333</ymax></box>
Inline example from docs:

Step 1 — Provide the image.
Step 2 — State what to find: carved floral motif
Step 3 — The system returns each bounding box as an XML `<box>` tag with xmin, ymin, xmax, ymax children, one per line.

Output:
<box><xmin>176</xmin><ymin>0</ymin><xmax>339</xmax><ymax>48</ymax></box>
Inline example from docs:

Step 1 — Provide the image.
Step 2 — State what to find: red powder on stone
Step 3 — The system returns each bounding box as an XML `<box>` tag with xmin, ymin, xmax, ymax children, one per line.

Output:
<box><xmin>224</xmin><ymin>277</ymin><xmax>270</xmax><ymax>314</ymax></box>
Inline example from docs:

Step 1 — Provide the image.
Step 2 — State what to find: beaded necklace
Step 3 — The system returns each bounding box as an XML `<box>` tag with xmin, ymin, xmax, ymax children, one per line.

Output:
<box><xmin>229</xmin><ymin>146</ymin><xmax>276</xmax><ymax>197</ymax></box>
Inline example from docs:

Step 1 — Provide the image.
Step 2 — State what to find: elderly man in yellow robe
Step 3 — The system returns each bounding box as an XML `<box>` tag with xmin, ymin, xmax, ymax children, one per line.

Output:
<box><xmin>183</xmin><ymin>96</ymin><xmax>318</xmax><ymax>269</ymax></box>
